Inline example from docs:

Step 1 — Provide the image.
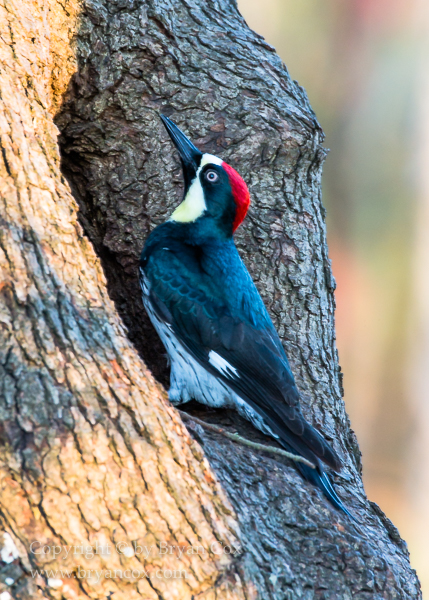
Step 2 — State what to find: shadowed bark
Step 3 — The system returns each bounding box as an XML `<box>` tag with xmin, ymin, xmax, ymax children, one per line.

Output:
<box><xmin>0</xmin><ymin>0</ymin><xmax>421</xmax><ymax>598</ymax></box>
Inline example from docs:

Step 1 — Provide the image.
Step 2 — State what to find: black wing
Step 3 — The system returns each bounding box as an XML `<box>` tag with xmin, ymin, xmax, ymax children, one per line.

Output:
<box><xmin>142</xmin><ymin>245</ymin><xmax>341</xmax><ymax>472</ymax></box>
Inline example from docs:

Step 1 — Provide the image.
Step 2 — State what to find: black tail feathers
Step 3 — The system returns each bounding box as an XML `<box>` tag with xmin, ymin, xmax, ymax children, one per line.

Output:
<box><xmin>276</xmin><ymin>437</ymin><xmax>354</xmax><ymax>519</ymax></box>
<box><xmin>295</xmin><ymin>460</ymin><xmax>355</xmax><ymax>520</ymax></box>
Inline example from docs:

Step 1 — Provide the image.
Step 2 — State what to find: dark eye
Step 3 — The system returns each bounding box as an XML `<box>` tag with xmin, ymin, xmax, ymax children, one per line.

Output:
<box><xmin>205</xmin><ymin>170</ymin><xmax>219</xmax><ymax>183</ymax></box>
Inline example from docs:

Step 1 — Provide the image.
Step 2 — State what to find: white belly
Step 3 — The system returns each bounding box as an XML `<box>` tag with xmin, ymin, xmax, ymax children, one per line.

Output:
<box><xmin>140</xmin><ymin>271</ymin><xmax>278</xmax><ymax>438</ymax></box>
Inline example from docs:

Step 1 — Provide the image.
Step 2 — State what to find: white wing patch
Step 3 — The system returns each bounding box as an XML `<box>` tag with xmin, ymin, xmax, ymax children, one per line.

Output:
<box><xmin>208</xmin><ymin>351</ymin><xmax>239</xmax><ymax>378</ymax></box>
<box><xmin>141</xmin><ymin>272</ymin><xmax>276</xmax><ymax>434</ymax></box>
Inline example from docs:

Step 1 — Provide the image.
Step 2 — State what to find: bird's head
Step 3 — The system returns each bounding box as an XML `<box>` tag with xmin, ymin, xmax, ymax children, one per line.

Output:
<box><xmin>160</xmin><ymin>115</ymin><xmax>250</xmax><ymax>237</ymax></box>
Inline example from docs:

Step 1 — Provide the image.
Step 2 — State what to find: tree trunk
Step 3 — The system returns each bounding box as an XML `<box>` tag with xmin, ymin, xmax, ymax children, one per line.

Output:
<box><xmin>0</xmin><ymin>0</ymin><xmax>421</xmax><ymax>599</ymax></box>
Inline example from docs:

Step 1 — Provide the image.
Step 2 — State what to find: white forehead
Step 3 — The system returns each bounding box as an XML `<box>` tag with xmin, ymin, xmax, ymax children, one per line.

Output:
<box><xmin>200</xmin><ymin>153</ymin><xmax>223</xmax><ymax>168</ymax></box>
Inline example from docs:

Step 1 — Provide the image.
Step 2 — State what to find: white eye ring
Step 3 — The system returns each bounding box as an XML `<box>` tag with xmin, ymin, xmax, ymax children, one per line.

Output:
<box><xmin>205</xmin><ymin>170</ymin><xmax>219</xmax><ymax>182</ymax></box>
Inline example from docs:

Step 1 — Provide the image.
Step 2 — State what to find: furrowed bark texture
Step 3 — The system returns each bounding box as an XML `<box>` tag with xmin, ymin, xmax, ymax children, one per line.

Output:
<box><xmin>0</xmin><ymin>1</ymin><xmax>247</xmax><ymax>599</ymax></box>
<box><xmin>0</xmin><ymin>0</ymin><xmax>421</xmax><ymax>599</ymax></box>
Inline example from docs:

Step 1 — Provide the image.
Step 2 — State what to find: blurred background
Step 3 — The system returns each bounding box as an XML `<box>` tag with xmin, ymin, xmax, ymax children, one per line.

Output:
<box><xmin>238</xmin><ymin>0</ymin><xmax>428</xmax><ymax>594</ymax></box>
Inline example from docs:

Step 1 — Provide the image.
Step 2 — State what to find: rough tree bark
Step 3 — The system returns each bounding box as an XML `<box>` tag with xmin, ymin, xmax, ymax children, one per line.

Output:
<box><xmin>0</xmin><ymin>0</ymin><xmax>421</xmax><ymax>599</ymax></box>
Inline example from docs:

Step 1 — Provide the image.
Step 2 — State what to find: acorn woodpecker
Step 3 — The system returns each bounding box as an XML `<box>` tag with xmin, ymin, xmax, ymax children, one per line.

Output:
<box><xmin>140</xmin><ymin>114</ymin><xmax>351</xmax><ymax>517</ymax></box>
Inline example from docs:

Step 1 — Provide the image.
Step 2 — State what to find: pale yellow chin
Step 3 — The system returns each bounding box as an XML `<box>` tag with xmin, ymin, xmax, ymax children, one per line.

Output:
<box><xmin>169</xmin><ymin>153</ymin><xmax>222</xmax><ymax>223</ymax></box>
<box><xmin>170</xmin><ymin>196</ymin><xmax>205</xmax><ymax>223</ymax></box>
<box><xmin>170</xmin><ymin>177</ymin><xmax>206</xmax><ymax>223</ymax></box>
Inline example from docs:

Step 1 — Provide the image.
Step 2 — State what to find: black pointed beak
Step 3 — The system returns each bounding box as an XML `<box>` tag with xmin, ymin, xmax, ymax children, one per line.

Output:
<box><xmin>160</xmin><ymin>114</ymin><xmax>203</xmax><ymax>191</ymax></box>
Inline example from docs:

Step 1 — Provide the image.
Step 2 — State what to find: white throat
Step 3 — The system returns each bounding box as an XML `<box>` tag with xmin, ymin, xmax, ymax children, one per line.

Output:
<box><xmin>170</xmin><ymin>153</ymin><xmax>223</xmax><ymax>223</ymax></box>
